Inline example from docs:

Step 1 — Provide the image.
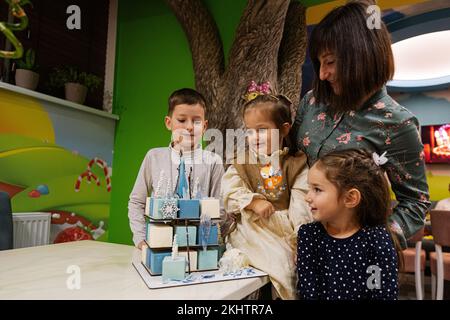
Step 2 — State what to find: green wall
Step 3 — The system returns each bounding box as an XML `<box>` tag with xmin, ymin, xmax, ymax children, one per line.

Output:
<box><xmin>109</xmin><ymin>0</ymin><xmax>247</xmax><ymax>245</ymax></box>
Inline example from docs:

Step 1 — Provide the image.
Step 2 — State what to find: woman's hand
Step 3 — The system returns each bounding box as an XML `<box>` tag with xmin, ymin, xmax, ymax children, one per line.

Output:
<box><xmin>246</xmin><ymin>199</ymin><xmax>275</xmax><ymax>218</ymax></box>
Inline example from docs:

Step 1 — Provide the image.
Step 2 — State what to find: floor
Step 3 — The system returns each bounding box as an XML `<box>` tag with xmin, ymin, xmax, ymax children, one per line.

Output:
<box><xmin>248</xmin><ymin>274</ymin><xmax>450</xmax><ymax>300</ymax></box>
<box><xmin>399</xmin><ymin>272</ymin><xmax>450</xmax><ymax>300</ymax></box>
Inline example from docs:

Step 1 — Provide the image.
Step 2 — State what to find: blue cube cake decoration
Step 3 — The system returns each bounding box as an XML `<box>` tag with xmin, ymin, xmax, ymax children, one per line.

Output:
<box><xmin>197</xmin><ymin>249</ymin><xmax>218</xmax><ymax>270</ymax></box>
<box><xmin>162</xmin><ymin>256</ymin><xmax>187</xmax><ymax>282</ymax></box>
<box><xmin>144</xmin><ymin>248</ymin><xmax>171</xmax><ymax>275</ymax></box>
<box><xmin>175</xmin><ymin>226</ymin><xmax>197</xmax><ymax>246</ymax></box>
<box><xmin>178</xmin><ymin>199</ymin><xmax>200</xmax><ymax>218</ymax></box>
<box><xmin>147</xmin><ymin>198</ymin><xmax>178</xmax><ymax>219</ymax></box>
<box><xmin>198</xmin><ymin>223</ymin><xmax>218</xmax><ymax>245</ymax></box>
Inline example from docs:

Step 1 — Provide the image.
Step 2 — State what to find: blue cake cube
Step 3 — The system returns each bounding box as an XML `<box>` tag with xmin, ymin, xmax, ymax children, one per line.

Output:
<box><xmin>178</xmin><ymin>199</ymin><xmax>200</xmax><ymax>218</ymax></box>
<box><xmin>162</xmin><ymin>256</ymin><xmax>187</xmax><ymax>282</ymax></box>
<box><xmin>148</xmin><ymin>198</ymin><xmax>163</xmax><ymax>219</ymax></box>
<box><xmin>198</xmin><ymin>223</ymin><xmax>218</xmax><ymax>245</ymax></box>
<box><xmin>148</xmin><ymin>198</ymin><xmax>178</xmax><ymax>219</ymax></box>
<box><xmin>145</xmin><ymin>248</ymin><xmax>171</xmax><ymax>275</ymax></box>
<box><xmin>175</xmin><ymin>226</ymin><xmax>197</xmax><ymax>246</ymax></box>
<box><xmin>197</xmin><ymin>249</ymin><xmax>218</xmax><ymax>270</ymax></box>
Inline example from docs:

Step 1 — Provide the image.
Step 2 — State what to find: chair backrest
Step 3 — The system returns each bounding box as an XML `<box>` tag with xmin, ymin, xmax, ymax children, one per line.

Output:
<box><xmin>407</xmin><ymin>226</ymin><xmax>424</xmax><ymax>243</ymax></box>
<box><xmin>430</xmin><ymin>210</ymin><xmax>450</xmax><ymax>247</ymax></box>
<box><xmin>0</xmin><ymin>191</ymin><xmax>13</xmax><ymax>250</ymax></box>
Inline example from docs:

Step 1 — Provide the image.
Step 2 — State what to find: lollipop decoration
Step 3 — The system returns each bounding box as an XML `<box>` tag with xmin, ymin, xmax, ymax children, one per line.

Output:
<box><xmin>153</xmin><ymin>170</ymin><xmax>165</xmax><ymax>198</ymax></box>
<box><xmin>200</xmin><ymin>214</ymin><xmax>212</xmax><ymax>251</ymax></box>
<box><xmin>165</xmin><ymin>173</ymin><xmax>173</xmax><ymax>198</ymax></box>
<box><xmin>171</xmin><ymin>234</ymin><xmax>178</xmax><ymax>259</ymax></box>
<box><xmin>175</xmin><ymin>150</ymin><xmax>189</xmax><ymax>199</ymax></box>
<box><xmin>192</xmin><ymin>177</ymin><xmax>203</xmax><ymax>200</ymax></box>
<box><xmin>0</xmin><ymin>0</ymin><xmax>31</xmax><ymax>59</ymax></box>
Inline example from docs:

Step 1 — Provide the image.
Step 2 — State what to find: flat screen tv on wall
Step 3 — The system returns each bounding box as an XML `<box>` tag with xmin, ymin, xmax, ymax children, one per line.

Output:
<box><xmin>421</xmin><ymin>124</ymin><xmax>450</xmax><ymax>164</ymax></box>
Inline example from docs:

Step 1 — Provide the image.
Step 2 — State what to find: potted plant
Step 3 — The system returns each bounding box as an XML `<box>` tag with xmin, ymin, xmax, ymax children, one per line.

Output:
<box><xmin>48</xmin><ymin>66</ymin><xmax>102</xmax><ymax>105</ymax></box>
<box><xmin>15</xmin><ymin>48</ymin><xmax>39</xmax><ymax>90</ymax></box>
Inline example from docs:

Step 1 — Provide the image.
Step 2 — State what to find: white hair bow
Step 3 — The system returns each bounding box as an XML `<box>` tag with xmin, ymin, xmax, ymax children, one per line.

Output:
<box><xmin>372</xmin><ymin>151</ymin><xmax>388</xmax><ymax>166</ymax></box>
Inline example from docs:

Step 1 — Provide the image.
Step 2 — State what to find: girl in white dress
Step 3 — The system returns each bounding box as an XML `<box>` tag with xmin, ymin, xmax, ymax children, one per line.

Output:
<box><xmin>221</xmin><ymin>82</ymin><xmax>312</xmax><ymax>299</ymax></box>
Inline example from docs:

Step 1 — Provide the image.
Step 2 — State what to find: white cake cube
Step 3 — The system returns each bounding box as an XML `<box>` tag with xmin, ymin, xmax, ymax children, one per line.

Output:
<box><xmin>179</xmin><ymin>250</ymin><xmax>198</xmax><ymax>272</ymax></box>
<box><xmin>147</xmin><ymin>225</ymin><xmax>173</xmax><ymax>248</ymax></box>
<box><xmin>200</xmin><ymin>198</ymin><xmax>221</xmax><ymax>219</ymax></box>
<box><xmin>144</xmin><ymin>197</ymin><xmax>151</xmax><ymax>217</ymax></box>
<box><xmin>141</xmin><ymin>243</ymin><xmax>149</xmax><ymax>264</ymax></box>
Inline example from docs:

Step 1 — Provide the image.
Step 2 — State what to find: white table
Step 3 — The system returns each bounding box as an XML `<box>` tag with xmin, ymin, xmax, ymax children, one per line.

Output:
<box><xmin>0</xmin><ymin>240</ymin><xmax>268</xmax><ymax>300</ymax></box>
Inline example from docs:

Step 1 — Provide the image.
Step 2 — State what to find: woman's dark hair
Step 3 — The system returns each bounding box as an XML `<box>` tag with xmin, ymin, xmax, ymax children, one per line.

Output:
<box><xmin>309</xmin><ymin>1</ymin><xmax>394</xmax><ymax>112</ymax></box>
<box><xmin>315</xmin><ymin>148</ymin><xmax>403</xmax><ymax>270</ymax></box>
<box><xmin>243</xmin><ymin>94</ymin><xmax>295</xmax><ymax>153</ymax></box>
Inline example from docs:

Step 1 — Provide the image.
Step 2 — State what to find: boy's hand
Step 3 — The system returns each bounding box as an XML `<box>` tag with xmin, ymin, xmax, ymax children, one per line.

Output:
<box><xmin>246</xmin><ymin>199</ymin><xmax>275</xmax><ymax>218</ymax></box>
<box><xmin>137</xmin><ymin>240</ymin><xmax>146</xmax><ymax>250</ymax></box>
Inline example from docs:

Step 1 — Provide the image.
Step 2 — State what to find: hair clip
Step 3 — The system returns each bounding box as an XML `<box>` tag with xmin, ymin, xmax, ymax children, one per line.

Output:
<box><xmin>372</xmin><ymin>151</ymin><xmax>388</xmax><ymax>166</ymax></box>
<box><xmin>243</xmin><ymin>81</ymin><xmax>273</xmax><ymax>102</ymax></box>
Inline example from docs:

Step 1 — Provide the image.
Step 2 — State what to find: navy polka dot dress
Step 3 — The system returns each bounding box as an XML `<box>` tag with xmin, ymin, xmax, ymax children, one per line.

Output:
<box><xmin>297</xmin><ymin>222</ymin><xmax>399</xmax><ymax>300</ymax></box>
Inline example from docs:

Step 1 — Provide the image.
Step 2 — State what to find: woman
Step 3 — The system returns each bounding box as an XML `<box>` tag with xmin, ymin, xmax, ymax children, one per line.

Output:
<box><xmin>292</xmin><ymin>1</ymin><xmax>430</xmax><ymax>248</ymax></box>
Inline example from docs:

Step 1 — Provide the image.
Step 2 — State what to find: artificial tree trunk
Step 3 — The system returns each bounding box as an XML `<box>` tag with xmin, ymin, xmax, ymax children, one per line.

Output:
<box><xmin>166</xmin><ymin>0</ymin><xmax>307</xmax><ymax>135</ymax></box>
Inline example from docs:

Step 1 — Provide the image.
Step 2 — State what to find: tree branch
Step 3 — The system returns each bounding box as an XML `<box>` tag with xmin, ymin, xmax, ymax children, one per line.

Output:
<box><xmin>223</xmin><ymin>0</ymin><xmax>291</xmax><ymax>129</ymax></box>
<box><xmin>278</xmin><ymin>1</ymin><xmax>307</xmax><ymax>116</ymax></box>
<box><xmin>165</xmin><ymin>0</ymin><xmax>224</xmax><ymax>107</ymax></box>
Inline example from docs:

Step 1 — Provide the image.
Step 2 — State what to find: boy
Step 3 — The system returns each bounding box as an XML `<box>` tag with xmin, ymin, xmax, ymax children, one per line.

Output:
<box><xmin>128</xmin><ymin>88</ymin><xmax>225</xmax><ymax>248</ymax></box>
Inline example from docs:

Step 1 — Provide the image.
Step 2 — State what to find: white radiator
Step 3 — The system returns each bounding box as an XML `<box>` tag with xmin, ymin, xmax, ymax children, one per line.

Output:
<box><xmin>13</xmin><ymin>212</ymin><xmax>51</xmax><ymax>249</ymax></box>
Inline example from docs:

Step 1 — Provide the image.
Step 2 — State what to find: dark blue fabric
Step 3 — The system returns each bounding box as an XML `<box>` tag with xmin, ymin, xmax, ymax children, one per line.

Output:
<box><xmin>297</xmin><ymin>222</ymin><xmax>399</xmax><ymax>300</ymax></box>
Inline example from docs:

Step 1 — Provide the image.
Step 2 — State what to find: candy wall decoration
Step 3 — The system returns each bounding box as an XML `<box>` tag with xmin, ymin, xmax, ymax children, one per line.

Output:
<box><xmin>74</xmin><ymin>157</ymin><xmax>111</xmax><ymax>193</ymax></box>
<box><xmin>87</xmin><ymin>157</ymin><xmax>111</xmax><ymax>192</ymax></box>
<box><xmin>0</xmin><ymin>0</ymin><xmax>31</xmax><ymax>59</ymax></box>
<box><xmin>0</xmin><ymin>87</ymin><xmax>114</xmax><ymax>245</ymax></box>
<box><xmin>74</xmin><ymin>170</ymin><xmax>100</xmax><ymax>192</ymax></box>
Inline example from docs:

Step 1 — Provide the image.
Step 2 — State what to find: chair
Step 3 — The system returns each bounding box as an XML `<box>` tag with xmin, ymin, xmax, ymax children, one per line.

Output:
<box><xmin>402</xmin><ymin>227</ymin><xmax>426</xmax><ymax>300</ymax></box>
<box><xmin>430</xmin><ymin>210</ymin><xmax>450</xmax><ymax>300</ymax></box>
<box><xmin>0</xmin><ymin>191</ymin><xmax>13</xmax><ymax>250</ymax></box>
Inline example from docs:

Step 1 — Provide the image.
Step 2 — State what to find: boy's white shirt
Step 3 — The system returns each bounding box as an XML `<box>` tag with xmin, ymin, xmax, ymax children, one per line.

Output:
<box><xmin>128</xmin><ymin>144</ymin><xmax>225</xmax><ymax>246</ymax></box>
<box><xmin>221</xmin><ymin>149</ymin><xmax>312</xmax><ymax>300</ymax></box>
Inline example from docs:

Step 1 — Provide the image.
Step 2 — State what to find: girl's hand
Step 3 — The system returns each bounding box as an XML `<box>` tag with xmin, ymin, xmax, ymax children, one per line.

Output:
<box><xmin>246</xmin><ymin>199</ymin><xmax>275</xmax><ymax>218</ymax></box>
<box><xmin>227</xmin><ymin>212</ymin><xmax>238</xmax><ymax>222</ymax></box>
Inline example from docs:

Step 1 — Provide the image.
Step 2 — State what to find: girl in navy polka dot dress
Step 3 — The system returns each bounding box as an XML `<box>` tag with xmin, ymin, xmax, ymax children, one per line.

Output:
<box><xmin>297</xmin><ymin>149</ymin><xmax>402</xmax><ymax>300</ymax></box>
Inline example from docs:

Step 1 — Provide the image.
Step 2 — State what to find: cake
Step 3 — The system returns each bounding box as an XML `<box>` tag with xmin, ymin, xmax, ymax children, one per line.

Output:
<box><xmin>142</xmin><ymin>196</ymin><xmax>222</xmax><ymax>277</ymax></box>
<box><xmin>140</xmin><ymin>158</ymin><xmax>222</xmax><ymax>282</ymax></box>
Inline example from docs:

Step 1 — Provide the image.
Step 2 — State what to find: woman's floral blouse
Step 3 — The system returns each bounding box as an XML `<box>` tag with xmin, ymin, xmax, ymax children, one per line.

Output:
<box><xmin>292</xmin><ymin>86</ymin><xmax>431</xmax><ymax>248</ymax></box>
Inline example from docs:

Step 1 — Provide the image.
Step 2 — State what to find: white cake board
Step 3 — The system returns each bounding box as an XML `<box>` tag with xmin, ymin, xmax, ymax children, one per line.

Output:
<box><xmin>131</xmin><ymin>250</ymin><xmax>267</xmax><ymax>289</ymax></box>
